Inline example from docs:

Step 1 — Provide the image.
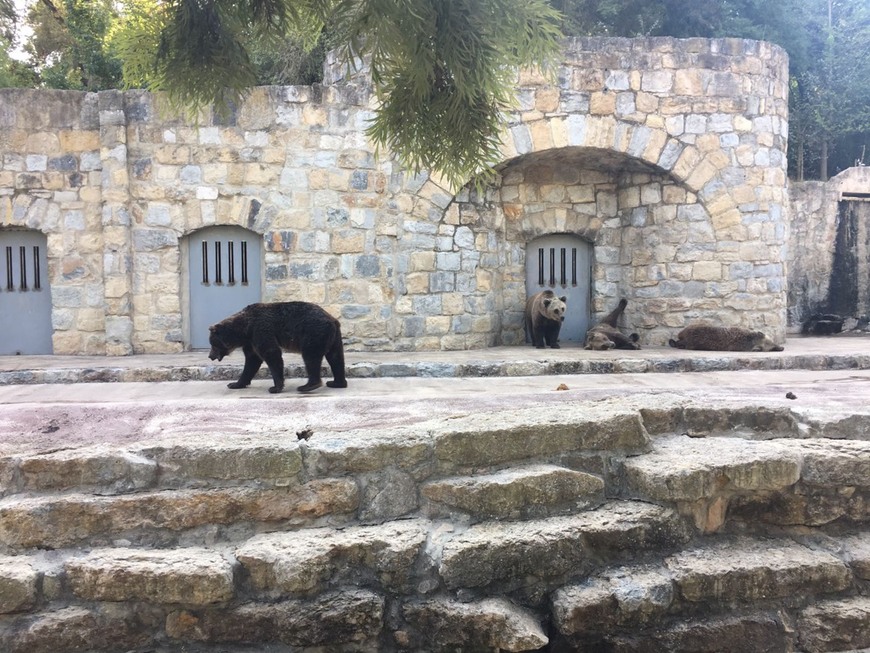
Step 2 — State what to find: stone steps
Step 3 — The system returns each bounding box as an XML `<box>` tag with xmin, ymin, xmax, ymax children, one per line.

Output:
<box><xmin>2</xmin><ymin>404</ymin><xmax>870</xmax><ymax>651</ymax></box>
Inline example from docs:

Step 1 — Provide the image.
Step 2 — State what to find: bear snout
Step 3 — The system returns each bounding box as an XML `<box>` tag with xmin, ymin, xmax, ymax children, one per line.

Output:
<box><xmin>209</xmin><ymin>351</ymin><xmax>223</xmax><ymax>361</ymax></box>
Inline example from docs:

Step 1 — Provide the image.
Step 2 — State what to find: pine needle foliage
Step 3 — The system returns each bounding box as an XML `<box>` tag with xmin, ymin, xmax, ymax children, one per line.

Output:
<box><xmin>110</xmin><ymin>0</ymin><xmax>562</xmax><ymax>188</ymax></box>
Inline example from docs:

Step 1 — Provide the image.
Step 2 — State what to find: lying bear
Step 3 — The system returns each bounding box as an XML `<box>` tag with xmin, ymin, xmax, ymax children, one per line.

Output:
<box><xmin>208</xmin><ymin>302</ymin><xmax>348</xmax><ymax>394</ymax></box>
<box><xmin>668</xmin><ymin>323</ymin><xmax>784</xmax><ymax>352</ymax></box>
<box><xmin>525</xmin><ymin>290</ymin><xmax>567</xmax><ymax>349</ymax></box>
<box><xmin>584</xmin><ymin>298</ymin><xmax>641</xmax><ymax>350</ymax></box>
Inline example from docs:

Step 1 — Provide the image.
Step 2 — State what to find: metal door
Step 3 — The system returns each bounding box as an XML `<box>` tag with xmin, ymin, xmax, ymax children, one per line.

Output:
<box><xmin>525</xmin><ymin>234</ymin><xmax>592</xmax><ymax>343</ymax></box>
<box><xmin>188</xmin><ymin>226</ymin><xmax>262</xmax><ymax>349</ymax></box>
<box><xmin>0</xmin><ymin>229</ymin><xmax>53</xmax><ymax>354</ymax></box>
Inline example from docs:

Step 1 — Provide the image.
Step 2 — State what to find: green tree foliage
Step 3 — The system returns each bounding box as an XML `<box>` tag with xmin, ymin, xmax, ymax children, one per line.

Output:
<box><xmin>109</xmin><ymin>0</ymin><xmax>563</xmax><ymax>189</ymax></box>
<box><xmin>14</xmin><ymin>0</ymin><xmax>123</xmax><ymax>90</ymax></box>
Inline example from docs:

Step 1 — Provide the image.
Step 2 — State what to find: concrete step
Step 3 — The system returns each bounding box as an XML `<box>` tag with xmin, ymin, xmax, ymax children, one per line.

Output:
<box><xmin>550</xmin><ymin>535</ymin><xmax>870</xmax><ymax>652</ymax></box>
<box><xmin>0</xmin><ymin>441</ymin><xmax>304</xmax><ymax>497</ymax></box>
<box><xmin>0</xmin><ymin>479</ymin><xmax>359</xmax><ymax>550</ymax></box>
<box><xmin>624</xmin><ymin>434</ymin><xmax>870</xmax><ymax>532</ymax></box>
<box><xmin>421</xmin><ymin>463</ymin><xmax>605</xmax><ymax>520</ymax></box>
<box><xmin>438</xmin><ymin>500</ymin><xmax>692</xmax><ymax>590</ymax></box>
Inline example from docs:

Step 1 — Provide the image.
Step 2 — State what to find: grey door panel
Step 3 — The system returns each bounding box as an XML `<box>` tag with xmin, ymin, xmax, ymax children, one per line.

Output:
<box><xmin>525</xmin><ymin>234</ymin><xmax>592</xmax><ymax>343</ymax></box>
<box><xmin>188</xmin><ymin>226</ymin><xmax>262</xmax><ymax>349</ymax></box>
<box><xmin>0</xmin><ymin>229</ymin><xmax>53</xmax><ymax>354</ymax></box>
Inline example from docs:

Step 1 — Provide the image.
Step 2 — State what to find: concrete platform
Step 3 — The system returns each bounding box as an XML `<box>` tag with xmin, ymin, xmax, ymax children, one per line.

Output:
<box><xmin>2</xmin><ymin>335</ymin><xmax>869</xmax><ymax>385</ymax></box>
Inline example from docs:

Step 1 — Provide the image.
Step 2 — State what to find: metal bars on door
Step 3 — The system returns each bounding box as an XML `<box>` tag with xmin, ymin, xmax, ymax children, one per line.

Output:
<box><xmin>537</xmin><ymin>245</ymin><xmax>579</xmax><ymax>289</ymax></box>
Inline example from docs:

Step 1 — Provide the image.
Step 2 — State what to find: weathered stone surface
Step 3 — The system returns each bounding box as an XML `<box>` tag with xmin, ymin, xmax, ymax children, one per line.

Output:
<box><xmin>797</xmin><ymin>597</ymin><xmax>870</xmax><ymax>653</ymax></box>
<box><xmin>666</xmin><ymin>538</ymin><xmax>850</xmax><ymax>603</ymax></box>
<box><xmin>403</xmin><ymin>597</ymin><xmax>548</xmax><ymax>652</ymax></box>
<box><xmin>0</xmin><ymin>555</ymin><xmax>38</xmax><ymax>613</ymax></box>
<box><xmin>842</xmin><ymin>534</ymin><xmax>870</xmax><ymax>579</ymax></box>
<box><xmin>623</xmin><ymin>435</ymin><xmax>801</xmax><ymax>501</ymax></box>
<box><xmin>0</xmin><ymin>606</ymin><xmax>151</xmax><ymax>653</ymax></box>
<box><xmin>236</xmin><ymin>520</ymin><xmax>428</xmax><ymax>595</ymax></box>
<box><xmin>303</xmin><ymin>427</ymin><xmax>433</xmax><ymax>475</ymax></box>
<box><xmin>144</xmin><ymin>442</ymin><xmax>303</xmax><ymax>486</ymax></box>
<box><xmin>608</xmin><ymin>613</ymin><xmax>788</xmax><ymax>653</ymax></box>
<box><xmin>679</xmin><ymin>406</ymin><xmax>799</xmax><ymax>438</ymax></box>
<box><xmin>432</xmin><ymin>406</ymin><xmax>650</xmax><ymax>470</ymax></box>
<box><xmin>165</xmin><ymin>589</ymin><xmax>384</xmax><ymax>646</ymax></box>
<box><xmin>422</xmin><ymin>463</ymin><xmax>604</xmax><ymax>519</ymax></box>
<box><xmin>794</xmin><ymin>438</ymin><xmax>870</xmax><ymax>486</ymax></box>
<box><xmin>730</xmin><ymin>485</ymin><xmax>870</xmax><ymax>526</ymax></box>
<box><xmin>439</xmin><ymin>501</ymin><xmax>689</xmax><ymax>588</ymax></box>
<box><xmin>0</xmin><ymin>479</ymin><xmax>358</xmax><ymax>548</ymax></box>
<box><xmin>66</xmin><ymin>547</ymin><xmax>234</xmax><ymax>605</ymax></box>
<box><xmin>17</xmin><ymin>449</ymin><xmax>156</xmax><ymax>494</ymax></box>
<box><xmin>552</xmin><ymin>567</ymin><xmax>673</xmax><ymax>635</ymax></box>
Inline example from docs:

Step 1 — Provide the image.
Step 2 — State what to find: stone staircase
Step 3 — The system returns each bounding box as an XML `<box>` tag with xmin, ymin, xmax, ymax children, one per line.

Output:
<box><xmin>1</xmin><ymin>402</ymin><xmax>870</xmax><ymax>652</ymax></box>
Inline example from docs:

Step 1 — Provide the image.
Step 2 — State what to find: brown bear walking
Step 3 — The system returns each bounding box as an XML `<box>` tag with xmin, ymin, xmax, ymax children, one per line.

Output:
<box><xmin>525</xmin><ymin>290</ymin><xmax>567</xmax><ymax>349</ymax></box>
<box><xmin>668</xmin><ymin>323</ymin><xmax>784</xmax><ymax>352</ymax></box>
<box><xmin>584</xmin><ymin>298</ymin><xmax>641</xmax><ymax>350</ymax></box>
<box><xmin>208</xmin><ymin>302</ymin><xmax>348</xmax><ymax>394</ymax></box>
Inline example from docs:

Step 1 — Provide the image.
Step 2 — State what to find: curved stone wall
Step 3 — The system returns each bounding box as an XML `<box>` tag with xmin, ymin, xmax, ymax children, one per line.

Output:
<box><xmin>0</xmin><ymin>37</ymin><xmax>789</xmax><ymax>354</ymax></box>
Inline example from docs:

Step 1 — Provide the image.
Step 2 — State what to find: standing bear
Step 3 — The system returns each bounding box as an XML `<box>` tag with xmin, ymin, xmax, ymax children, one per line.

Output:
<box><xmin>525</xmin><ymin>290</ymin><xmax>567</xmax><ymax>349</ymax></box>
<box><xmin>669</xmin><ymin>323</ymin><xmax>784</xmax><ymax>352</ymax></box>
<box><xmin>208</xmin><ymin>302</ymin><xmax>348</xmax><ymax>394</ymax></box>
<box><xmin>584</xmin><ymin>298</ymin><xmax>641</xmax><ymax>350</ymax></box>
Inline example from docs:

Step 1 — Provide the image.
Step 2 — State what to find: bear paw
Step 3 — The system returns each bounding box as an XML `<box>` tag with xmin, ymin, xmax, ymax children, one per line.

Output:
<box><xmin>326</xmin><ymin>380</ymin><xmax>348</xmax><ymax>389</ymax></box>
<box><xmin>296</xmin><ymin>381</ymin><xmax>323</xmax><ymax>393</ymax></box>
<box><xmin>268</xmin><ymin>385</ymin><xmax>285</xmax><ymax>394</ymax></box>
<box><xmin>227</xmin><ymin>381</ymin><xmax>249</xmax><ymax>389</ymax></box>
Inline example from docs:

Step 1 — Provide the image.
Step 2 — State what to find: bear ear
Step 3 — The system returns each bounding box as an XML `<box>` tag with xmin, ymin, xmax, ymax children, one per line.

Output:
<box><xmin>543</xmin><ymin>299</ymin><xmax>551</xmax><ymax>307</ymax></box>
<box><xmin>209</xmin><ymin>325</ymin><xmax>217</xmax><ymax>333</ymax></box>
<box><xmin>560</xmin><ymin>296</ymin><xmax>567</xmax><ymax>303</ymax></box>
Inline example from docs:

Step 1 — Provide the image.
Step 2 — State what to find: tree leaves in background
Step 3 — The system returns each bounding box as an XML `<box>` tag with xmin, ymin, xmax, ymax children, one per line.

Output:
<box><xmin>109</xmin><ymin>0</ymin><xmax>561</xmax><ymax>188</ymax></box>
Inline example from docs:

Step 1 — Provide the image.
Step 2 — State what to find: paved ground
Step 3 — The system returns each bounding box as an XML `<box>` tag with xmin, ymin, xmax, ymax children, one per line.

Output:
<box><xmin>1</xmin><ymin>336</ymin><xmax>869</xmax><ymax>457</ymax></box>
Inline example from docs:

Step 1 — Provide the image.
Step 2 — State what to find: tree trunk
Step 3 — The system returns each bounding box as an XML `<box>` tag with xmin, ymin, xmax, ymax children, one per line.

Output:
<box><xmin>821</xmin><ymin>139</ymin><xmax>829</xmax><ymax>181</ymax></box>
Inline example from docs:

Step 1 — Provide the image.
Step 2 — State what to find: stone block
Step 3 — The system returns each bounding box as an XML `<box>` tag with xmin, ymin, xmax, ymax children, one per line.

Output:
<box><xmin>552</xmin><ymin>567</ymin><xmax>673</xmax><ymax>635</ymax></box>
<box><xmin>3</xmin><ymin>608</ymin><xmax>148</xmax><ymax>653</ymax></box>
<box><xmin>0</xmin><ymin>556</ymin><xmax>38</xmax><ymax>613</ymax></box>
<box><xmin>797</xmin><ymin>597</ymin><xmax>870</xmax><ymax>653</ymax></box>
<box><xmin>0</xmin><ymin>480</ymin><xmax>358</xmax><ymax>549</ymax></box>
<box><xmin>667</xmin><ymin>538</ymin><xmax>850</xmax><ymax>603</ymax></box>
<box><xmin>66</xmin><ymin>547</ymin><xmax>234</xmax><ymax>604</ymax></box>
<box><xmin>404</xmin><ymin>597</ymin><xmax>548</xmax><ymax>652</ymax></box>
<box><xmin>236</xmin><ymin>520</ymin><xmax>427</xmax><ymax>595</ymax></box>
<box><xmin>422</xmin><ymin>464</ymin><xmax>604</xmax><ymax>519</ymax></box>
<box><xmin>18</xmin><ymin>449</ymin><xmax>156</xmax><ymax>493</ymax></box>
<box><xmin>165</xmin><ymin>590</ymin><xmax>384</xmax><ymax>647</ymax></box>
<box><xmin>439</xmin><ymin>502</ymin><xmax>689</xmax><ymax>588</ymax></box>
<box><xmin>623</xmin><ymin>435</ymin><xmax>801</xmax><ymax>502</ymax></box>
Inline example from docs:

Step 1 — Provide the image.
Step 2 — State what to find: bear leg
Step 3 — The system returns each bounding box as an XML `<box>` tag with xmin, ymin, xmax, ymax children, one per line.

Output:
<box><xmin>228</xmin><ymin>346</ymin><xmax>262</xmax><ymax>389</ymax></box>
<box><xmin>324</xmin><ymin>341</ymin><xmax>348</xmax><ymax>389</ymax></box>
<box><xmin>297</xmin><ymin>348</ymin><xmax>324</xmax><ymax>393</ymax></box>
<box><xmin>544</xmin><ymin>322</ymin><xmax>561</xmax><ymax>348</ymax></box>
<box><xmin>259</xmin><ymin>347</ymin><xmax>286</xmax><ymax>394</ymax></box>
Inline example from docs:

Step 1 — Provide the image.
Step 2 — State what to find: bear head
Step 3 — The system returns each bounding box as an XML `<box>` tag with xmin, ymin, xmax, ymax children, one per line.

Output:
<box><xmin>751</xmin><ymin>331</ymin><xmax>784</xmax><ymax>352</ymax></box>
<box><xmin>541</xmin><ymin>295</ymin><xmax>567</xmax><ymax>323</ymax></box>
<box><xmin>208</xmin><ymin>324</ymin><xmax>235</xmax><ymax>361</ymax></box>
<box><xmin>584</xmin><ymin>331</ymin><xmax>615</xmax><ymax>350</ymax></box>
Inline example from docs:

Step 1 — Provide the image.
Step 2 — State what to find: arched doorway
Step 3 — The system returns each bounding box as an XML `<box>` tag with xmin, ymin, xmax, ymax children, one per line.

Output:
<box><xmin>525</xmin><ymin>234</ymin><xmax>592</xmax><ymax>343</ymax></box>
<box><xmin>0</xmin><ymin>228</ymin><xmax>53</xmax><ymax>354</ymax></box>
<box><xmin>187</xmin><ymin>226</ymin><xmax>262</xmax><ymax>349</ymax></box>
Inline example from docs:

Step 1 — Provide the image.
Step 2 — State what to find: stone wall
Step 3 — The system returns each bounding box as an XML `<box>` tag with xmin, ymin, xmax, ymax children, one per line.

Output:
<box><xmin>789</xmin><ymin>167</ymin><xmax>870</xmax><ymax>331</ymax></box>
<box><xmin>0</xmin><ymin>36</ymin><xmax>790</xmax><ymax>355</ymax></box>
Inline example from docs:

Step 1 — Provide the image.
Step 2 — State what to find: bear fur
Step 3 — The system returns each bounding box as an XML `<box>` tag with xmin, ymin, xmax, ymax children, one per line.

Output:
<box><xmin>668</xmin><ymin>323</ymin><xmax>784</xmax><ymax>352</ymax></box>
<box><xmin>584</xmin><ymin>298</ymin><xmax>641</xmax><ymax>350</ymax></box>
<box><xmin>525</xmin><ymin>290</ymin><xmax>567</xmax><ymax>349</ymax></box>
<box><xmin>208</xmin><ymin>302</ymin><xmax>348</xmax><ymax>394</ymax></box>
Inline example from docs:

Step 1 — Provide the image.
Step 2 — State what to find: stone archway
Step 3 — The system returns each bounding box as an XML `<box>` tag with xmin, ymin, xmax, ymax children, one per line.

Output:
<box><xmin>406</xmin><ymin>37</ymin><xmax>790</xmax><ymax>346</ymax></box>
